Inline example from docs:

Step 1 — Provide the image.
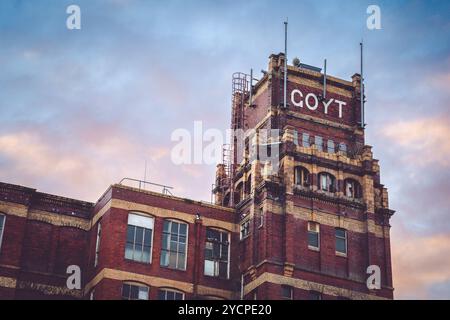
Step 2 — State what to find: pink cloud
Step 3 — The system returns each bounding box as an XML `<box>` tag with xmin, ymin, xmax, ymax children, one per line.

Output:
<box><xmin>382</xmin><ymin>116</ymin><xmax>450</xmax><ymax>167</ymax></box>
<box><xmin>392</xmin><ymin>228</ymin><xmax>450</xmax><ymax>299</ymax></box>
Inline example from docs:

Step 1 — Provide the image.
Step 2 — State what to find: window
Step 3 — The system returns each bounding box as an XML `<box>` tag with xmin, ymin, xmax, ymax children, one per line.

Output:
<box><xmin>293</xmin><ymin>130</ymin><xmax>299</xmax><ymax>146</ymax></box>
<box><xmin>235</xmin><ymin>182</ymin><xmax>243</xmax><ymax>204</ymax></box>
<box><xmin>160</xmin><ymin>220</ymin><xmax>188</xmax><ymax>270</ymax></box>
<box><xmin>315</xmin><ymin>136</ymin><xmax>323</xmax><ymax>151</ymax></box>
<box><xmin>307</xmin><ymin>222</ymin><xmax>320</xmax><ymax>250</ymax></box>
<box><xmin>344</xmin><ymin>179</ymin><xmax>362</xmax><ymax>198</ymax></box>
<box><xmin>294</xmin><ymin>166</ymin><xmax>310</xmax><ymax>187</ymax></box>
<box><xmin>327</xmin><ymin>140</ymin><xmax>335</xmax><ymax>153</ymax></box>
<box><xmin>281</xmin><ymin>285</ymin><xmax>293</xmax><ymax>300</ymax></box>
<box><xmin>240</xmin><ymin>220</ymin><xmax>250</xmax><ymax>239</ymax></box>
<box><xmin>318</xmin><ymin>172</ymin><xmax>336</xmax><ymax>193</ymax></box>
<box><xmin>158</xmin><ymin>289</ymin><xmax>184</xmax><ymax>300</ymax></box>
<box><xmin>302</xmin><ymin>133</ymin><xmax>310</xmax><ymax>147</ymax></box>
<box><xmin>335</xmin><ymin>228</ymin><xmax>347</xmax><ymax>255</ymax></box>
<box><xmin>0</xmin><ymin>214</ymin><xmax>5</xmax><ymax>252</ymax></box>
<box><xmin>309</xmin><ymin>291</ymin><xmax>322</xmax><ymax>300</ymax></box>
<box><xmin>258</xmin><ymin>207</ymin><xmax>264</xmax><ymax>228</ymax></box>
<box><xmin>339</xmin><ymin>142</ymin><xmax>347</xmax><ymax>156</ymax></box>
<box><xmin>122</xmin><ymin>283</ymin><xmax>149</xmax><ymax>300</ymax></box>
<box><xmin>204</xmin><ymin>228</ymin><xmax>229</xmax><ymax>278</ymax></box>
<box><xmin>125</xmin><ymin>213</ymin><xmax>154</xmax><ymax>263</ymax></box>
<box><xmin>94</xmin><ymin>222</ymin><xmax>101</xmax><ymax>267</ymax></box>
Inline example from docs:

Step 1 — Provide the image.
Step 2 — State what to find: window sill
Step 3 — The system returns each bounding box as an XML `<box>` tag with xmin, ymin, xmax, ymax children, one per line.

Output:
<box><xmin>335</xmin><ymin>252</ymin><xmax>347</xmax><ymax>258</ymax></box>
<box><xmin>240</xmin><ymin>235</ymin><xmax>250</xmax><ymax>241</ymax></box>
<box><xmin>308</xmin><ymin>246</ymin><xmax>320</xmax><ymax>252</ymax></box>
<box><xmin>160</xmin><ymin>265</ymin><xmax>187</xmax><ymax>272</ymax></box>
<box><xmin>124</xmin><ymin>258</ymin><xmax>152</xmax><ymax>265</ymax></box>
<box><xmin>203</xmin><ymin>274</ymin><xmax>230</xmax><ymax>280</ymax></box>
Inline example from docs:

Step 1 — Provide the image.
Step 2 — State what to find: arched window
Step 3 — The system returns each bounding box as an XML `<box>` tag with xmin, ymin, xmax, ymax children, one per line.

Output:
<box><xmin>294</xmin><ymin>166</ymin><xmax>310</xmax><ymax>187</ymax></box>
<box><xmin>121</xmin><ymin>282</ymin><xmax>149</xmax><ymax>300</ymax></box>
<box><xmin>318</xmin><ymin>172</ymin><xmax>336</xmax><ymax>193</ymax></box>
<box><xmin>125</xmin><ymin>212</ymin><xmax>154</xmax><ymax>263</ymax></box>
<box><xmin>344</xmin><ymin>179</ymin><xmax>362</xmax><ymax>198</ymax></box>
<box><xmin>158</xmin><ymin>288</ymin><xmax>185</xmax><ymax>300</ymax></box>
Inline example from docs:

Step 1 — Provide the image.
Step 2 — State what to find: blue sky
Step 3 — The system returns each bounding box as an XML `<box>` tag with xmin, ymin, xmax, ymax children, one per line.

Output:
<box><xmin>0</xmin><ymin>0</ymin><xmax>449</xmax><ymax>299</ymax></box>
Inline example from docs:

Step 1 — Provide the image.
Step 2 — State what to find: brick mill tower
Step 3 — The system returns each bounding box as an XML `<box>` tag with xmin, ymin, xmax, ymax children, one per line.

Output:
<box><xmin>213</xmin><ymin>53</ymin><xmax>395</xmax><ymax>299</ymax></box>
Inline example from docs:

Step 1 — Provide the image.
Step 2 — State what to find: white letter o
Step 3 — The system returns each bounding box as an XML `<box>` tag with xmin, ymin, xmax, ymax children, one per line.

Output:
<box><xmin>305</xmin><ymin>93</ymin><xmax>318</xmax><ymax>110</ymax></box>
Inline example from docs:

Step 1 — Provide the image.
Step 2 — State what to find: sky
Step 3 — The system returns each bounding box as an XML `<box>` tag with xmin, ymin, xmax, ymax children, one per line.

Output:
<box><xmin>0</xmin><ymin>0</ymin><xmax>449</xmax><ymax>299</ymax></box>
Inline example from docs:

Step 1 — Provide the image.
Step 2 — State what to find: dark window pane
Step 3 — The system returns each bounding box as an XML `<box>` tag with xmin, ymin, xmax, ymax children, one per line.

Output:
<box><xmin>336</xmin><ymin>229</ymin><xmax>346</xmax><ymax>238</ymax></box>
<box><xmin>163</xmin><ymin>221</ymin><xmax>170</xmax><ymax>232</ymax></box>
<box><xmin>336</xmin><ymin>238</ymin><xmax>346</xmax><ymax>254</ymax></box>
<box><xmin>122</xmin><ymin>284</ymin><xmax>130</xmax><ymax>299</ymax></box>
<box><xmin>179</xmin><ymin>223</ymin><xmax>187</xmax><ymax>236</ymax></box>
<box><xmin>170</xmin><ymin>240</ymin><xmax>178</xmax><ymax>252</ymax></box>
<box><xmin>308</xmin><ymin>232</ymin><xmax>319</xmax><ymax>248</ymax></box>
<box><xmin>175</xmin><ymin>292</ymin><xmax>183</xmax><ymax>300</ymax></box>
<box><xmin>135</xmin><ymin>227</ymin><xmax>144</xmax><ymax>245</ymax></box>
<box><xmin>144</xmin><ymin>229</ymin><xmax>152</xmax><ymax>246</ymax></box>
<box><xmin>171</xmin><ymin>221</ymin><xmax>178</xmax><ymax>233</ymax></box>
<box><xmin>219</xmin><ymin>261</ymin><xmax>228</xmax><ymax>278</ymax></box>
<box><xmin>158</xmin><ymin>290</ymin><xmax>166</xmax><ymax>300</ymax></box>
<box><xmin>281</xmin><ymin>286</ymin><xmax>292</xmax><ymax>299</ymax></box>
<box><xmin>162</xmin><ymin>233</ymin><xmax>169</xmax><ymax>250</ymax></box>
<box><xmin>130</xmin><ymin>285</ymin><xmax>139</xmax><ymax>299</ymax></box>
<box><xmin>126</xmin><ymin>225</ymin><xmax>135</xmax><ymax>242</ymax></box>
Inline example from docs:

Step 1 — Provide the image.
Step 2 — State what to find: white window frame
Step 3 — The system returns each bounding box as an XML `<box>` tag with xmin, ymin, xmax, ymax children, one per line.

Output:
<box><xmin>315</xmin><ymin>136</ymin><xmax>323</xmax><ymax>151</ymax></box>
<box><xmin>158</xmin><ymin>288</ymin><xmax>185</xmax><ymax>300</ymax></box>
<box><xmin>335</xmin><ymin>228</ymin><xmax>348</xmax><ymax>256</ymax></box>
<box><xmin>121</xmin><ymin>282</ymin><xmax>149</xmax><ymax>300</ymax></box>
<box><xmin>319</xmin><ymin>172</ymin><xmax>336</xmax><ymax>193</ymax></box>
<box><xmin>125</xmin><ymin>212</ymin><xmax>155</xmax><ymax>264</ymax></box>
<box><xmin>160</xmin><ymin>219</ymin><xmax>189</xmax><ymax>271</ymax></box>
<box><xmin>240</xmin><ymin>219</ymin><xmax>250</xmax><ymax>240</ymax></box>
<box><xmin>327</xmin><ymin>140</ymin><xmax>335</xmax><ymax>153</ymax></box>
<box><xmin>294</xmin><ymin>166</ymin><xmax>309</xmax><ymax>187</ymax></box>
<box><xmin>0</xmin><ymin>214</ymin><xmax>5</xmax><ymax>253</ymax></box>
<box><xmin>302</xmin><ymin>133</ymin><xmax>310</xmax><ymax>147</ymax></box>
<box><xmin>204</xmin><ymin>228</ymin><xmax>230</xmax><ymax>279</ymax></box>
<box><xmin>307</xmin><ymin>222</ymin><xmax>320</xmax><ymax>251</ymax></box>
<box><xmin>94</xmin><ymin>222</ymin><xmax>101</xmax><ymax>267</ymax></box>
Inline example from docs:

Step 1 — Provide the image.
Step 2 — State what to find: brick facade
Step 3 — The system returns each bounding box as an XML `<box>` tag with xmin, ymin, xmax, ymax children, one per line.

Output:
<box><xmin>0</xmin><ymin>53</ymin><xmax>394</xmax><ymax>300</ymax></box>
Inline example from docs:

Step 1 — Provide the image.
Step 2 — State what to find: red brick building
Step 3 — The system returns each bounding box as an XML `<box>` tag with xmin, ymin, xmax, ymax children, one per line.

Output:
<box><xmin>0</xmin><ymin>53</ymin><xmax>394</xmax><ymax>300</ymax></box>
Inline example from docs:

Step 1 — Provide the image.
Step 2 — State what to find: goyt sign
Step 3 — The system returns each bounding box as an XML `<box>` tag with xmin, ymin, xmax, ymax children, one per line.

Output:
<box><xmin>290</xmin><ymin>89</ymin><xmax>347</xmax><ymax>118</ymax></box>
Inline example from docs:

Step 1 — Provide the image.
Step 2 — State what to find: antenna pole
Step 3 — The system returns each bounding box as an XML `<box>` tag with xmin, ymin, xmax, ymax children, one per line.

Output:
<box><xmin>360</xmin><ymin>41</ymin><xmax>365</xmax><ymax>128</ymax></box>
<box><xmin>283</xmin><ymin>19</ymin><xmax>288</xmax><ymax>109</ymax></box>
<box><xmin>249</xmin><ymin>68</ymin><xmax>253</xmax><ymax>107</ymax></box>
<box><xmin>323</xmin><ymin>59</ymin><xmax>327</xmax><ymax>99</ymax></box>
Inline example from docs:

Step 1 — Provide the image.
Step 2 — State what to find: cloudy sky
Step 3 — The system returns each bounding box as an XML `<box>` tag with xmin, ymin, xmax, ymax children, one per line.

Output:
<box><xmin>0</xmin><ymin>0</ymin><xmax>449</xmax><ymax>299</ymax></box>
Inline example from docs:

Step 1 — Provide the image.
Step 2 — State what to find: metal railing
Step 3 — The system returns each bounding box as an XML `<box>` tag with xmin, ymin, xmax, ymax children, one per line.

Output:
<box><xmin>118</xmin><ymin>178</ymin><xmax>174</xmax><ymax>196</ymax></box>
